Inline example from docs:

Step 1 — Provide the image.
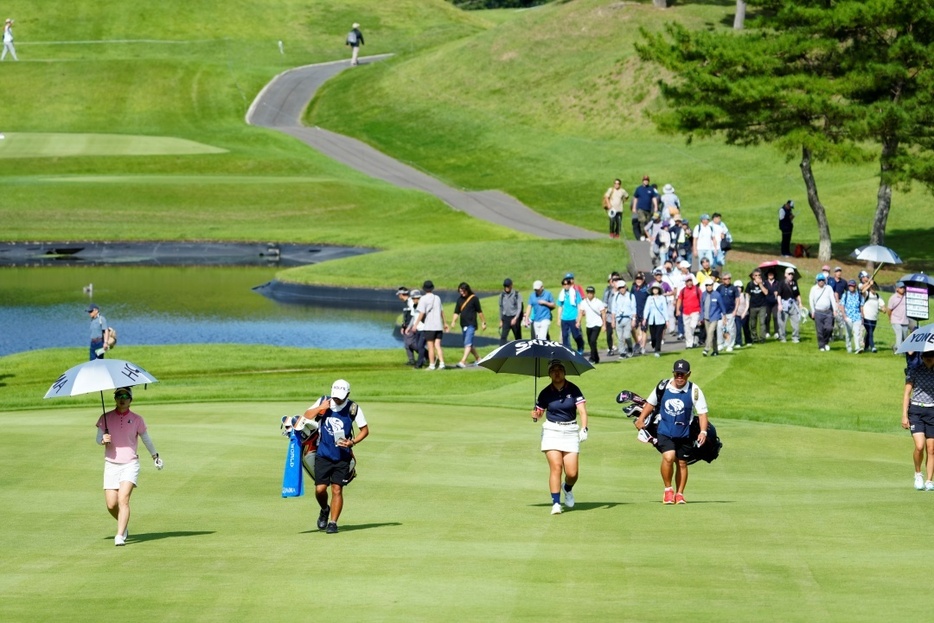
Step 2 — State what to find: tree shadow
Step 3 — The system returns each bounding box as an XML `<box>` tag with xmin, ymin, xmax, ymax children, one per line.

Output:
<box><xmin>0</xmin><ymin>373</ymin><xmax>13</xmax><ymax>388</ymax></box>
<box><xmin>108</xmin><ymin>530</ymin><xmax>215</xmax><ymax>544</ymax></box>
<box><xmin>300</xmin><ymin>522</ymin><xmax>401</xmax><ymax>534</ymax></box>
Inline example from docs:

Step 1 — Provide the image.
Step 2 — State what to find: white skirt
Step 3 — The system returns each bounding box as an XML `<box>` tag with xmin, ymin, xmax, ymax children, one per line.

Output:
<box><xmin>541</xmin><ymin>420</ymin><xmax>580</xmax><ymax>453</ymax></box>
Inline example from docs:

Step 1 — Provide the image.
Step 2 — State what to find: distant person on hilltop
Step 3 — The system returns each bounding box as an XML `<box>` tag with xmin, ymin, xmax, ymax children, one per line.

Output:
<box><xmin>778</xmin><ymin>200</ymin><xmax>795</xmax><ymax>257</ymax></box>
<box><xmin>346</xmin><ymin>23</ymin><xmax>364</xmax><ymax>66</ymax></box>
<box><xmin>2</xmin><ymin>19</ymin><xmax>17</xmax><ymax>61</ymax></box>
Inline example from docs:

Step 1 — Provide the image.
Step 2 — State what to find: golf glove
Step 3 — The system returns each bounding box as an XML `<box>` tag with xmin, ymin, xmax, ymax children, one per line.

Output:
<box><xmin>579</xmin><ymin>427</ymin><xmax>588</xmax><ymax>442</ymax></box>
<box><xmin>154</xmin><ymin>456</ymin><xmax>164</xmax><ymax>470</ymax></box>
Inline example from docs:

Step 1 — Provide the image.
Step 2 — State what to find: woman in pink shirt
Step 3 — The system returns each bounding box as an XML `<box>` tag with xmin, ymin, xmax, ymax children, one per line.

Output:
<box><xmin>95</xmin><ymin>387</ymin><xmax>162</xmax><ymax>546</ymax></box>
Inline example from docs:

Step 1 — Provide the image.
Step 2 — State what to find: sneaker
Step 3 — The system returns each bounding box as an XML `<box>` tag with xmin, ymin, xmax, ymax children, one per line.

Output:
<box><xmin>564</xmin><ymin>488</ymin><xmax>575</xmax><ymax>509</ymax></box>
<box><xmin>550</xmin><ymin>502</ymin><xmax>562</xmax><ymax>515</ymax></box>
<box><xmin>702</xmin><ymin>350</ymin><xmax>708</xmax><ymax>357</ymax></box>
<box><xmin>455</xmin><ymin>362</ymin><xmax>466</xmax><ymax>369</ymax></box>
<box><xmin>926</xmin><ymin>481</ymin><xmax>934</xmax><ymax>492</ymax></box>
<box><xmin>915</xmin><ymin>473</ymin><xmax>924</xmax><ymax>491</ymax></box>
<box><xmin>123</xmin><ymin>527</ymin><xmax>128</xmax><ymax>541</ymax></box>
<box><xmin>654</xmin><ymin>353</ymin><xmax>660</xmax><ymax>358</ymax></box>
<box><xmin>792</xmin><ymin>338</ymin><xmax>800</xmax><ymax>343</ymax></box>
<box><xmin>711</xmin><ymin>352</ymin><xmax>719</xmax><ymax>357</ymax></box>
<box><xmin>823</xmin><ymin>345</ymin><xmax>831</xmax><ymax>352</ymax></box>
<box><xmin>317</xmin><ymin>505</ymin><xmax>330</xmax><ymax>530</ymax></box>
<box><xmin>325</xmin><ymin>522</ymin><xmax>338</xmax><ymax>534</ymax></box>
<box><xmin>766</xmin><ymin>332</ymin><xmax>771</xmax><ymax>339</ymax></box>
<box><xmin>674</xmin><ymin>493</ymin><xmax>686</xmax><ymax>504</ymax></box>
<box><xmin>663</xmin><ymin>488</ymin><xmax>675</xmax><ymax>505</ymax></box>
<box><xmin>427</xmin><ymin>363</ymin><xmax>436</xmax><ymax>370</ymax></box>
<box><xmin>780</xmin><ymin>338</ymin><xmax>786</xmax><ymax>343</ymax></box>
<box><xmin>871</xmin><ymin>347</ymin><xmax>877</xmax><ymax>353</ymax></box>
<box><xmin>114</xmin><ymin>534</ymin><xmax>126</xmax><ymax>547</ymax></box>
<box><xmin>438</xmin><ymin>363</ymin><xmax>446</xmax><ymax>370</ymax></box>
<box><xmin>726</xmin><ymin>346</ymin><xmax>733</xmax><ymax>352</ymax></box>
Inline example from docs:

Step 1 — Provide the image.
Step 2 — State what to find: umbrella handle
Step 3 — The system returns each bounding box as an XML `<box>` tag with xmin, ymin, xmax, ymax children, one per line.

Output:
<box><xmin>870</xmin><ymin>263</ymin><xmax>883</xmax><ymax>280</ymax></box>
<box><xmin>100</xmin><ymin>391</ymin><xmax>108</xmax><ymax>433</ymax></box>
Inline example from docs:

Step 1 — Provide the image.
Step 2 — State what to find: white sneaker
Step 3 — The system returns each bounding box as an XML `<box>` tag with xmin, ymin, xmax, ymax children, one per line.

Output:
<box><xmin>427</xmin><ymin>364</ymin><xmax>436</xmax><ymax>370</ymax></box>
<box><xmin>925</xmin><ymin>481</ymin><xmax>934</xmax><ymax>492</ymax></box>
<box><xmin>564</xmin><ymin>488</ymin><xmax>575</xmax><ymax>509</ymax></box>
<box><xmin>550</xmin><ymin>502</ymin><xmax>562</xmax><ymax>515</ymax></box>
<box><xmin>438</xmin><ymin>363</ymin><xmax>446</xmax><ymax>370</ymax></box>
<box><xmin>114</xmin><ymin>534</ymin><xmax>126</xmax><ymax>546</ymax></box>
<box><xmin>726</xmin><ymin>346</ymin><xmax>733</xmax><ymax>352</ymax></box>
<box><xmin>765</xmin><ymin>332</ymin><xmax>771</xmax><ymax>339</ymax></box>
<box><xmin>915</xmin><ymin>473</ymin><xmax>924</xmax><ymax>490</ymax></box>
<box><xmin>455</xmin><ymin>362</ymin><xmax>466</xmax><ymax>368</ymax></box>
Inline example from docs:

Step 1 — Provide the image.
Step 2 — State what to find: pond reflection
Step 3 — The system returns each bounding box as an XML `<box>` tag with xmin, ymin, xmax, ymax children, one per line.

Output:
<box><xmin>0</xmin><ymin>266</ymin><xmax>401</xmax><ymax>356</ymax></box>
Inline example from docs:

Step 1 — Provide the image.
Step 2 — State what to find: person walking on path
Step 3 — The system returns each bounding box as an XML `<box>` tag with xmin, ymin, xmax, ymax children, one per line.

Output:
<box><xmin>902</xmin><ymin>351</ymin><xmax>934</xmax><ymax>491</ymax></box>
<box><xmin>346</xmin><ymin>23</ymin><xmax>364</xmax><ymax>66</ymax></box>
<box><xmin>498</xmin><ymin>278</ymin><xmax>523</xmax><ymax>345</ymax></box>
<box><xmin>532</xmin><ymin>360</ymin><xmax>589</xmax><ymax>515</ymax></box>
<box><xmin>397</xmin><ymin>287</ymin><xmax>417</xmax><ymax>366</ymax></box>
<box><xmin>603</xmin><ymin>179</ymin><xmax>628</xmax><ymax>239</ymax></box>
<box><xmin>610</xmin><ymin>279</ymin><xmax>637</xmax><ymax>358</ymax></box>
<box><xmin>413</xmin><ymin>280</ymin><xmax>448</xmax><ymax>370</ymax></box>
<box><xmin>744</xmin><ymin>269</ymin><xmax>770</xmax><ymax>344</ymax></box>
<box><xmin>579</xmin><ymin>286</ymin><xmax>607</xmax><ymax>364</ymax></box>
<box><xmin>887</xmin><ymin>281</ymin><xmax>910</xmax><ymax>353</ymax></box>
<box><xmin>314</xmin><ymin>379</ymin><xmax>369</xmax><ymax>534</ymax></box>
<box><xmin>840</xmin><ymin>279</ymin><xmax>865</xmax><ymax>354</ymax></box>
<box><xmin>2</xmin><ymin>19</ymin><xmax>17</xmax><ymax>61</ymax></box>
<box><xmin>557</xmin><ymin>277</ymin><xmax>585</xmax><ymax>354</ymax></box>
<box><xmin>776</xmin><ymin>268</ymin><xmax>803</xmax><ymax>344</ymax></box>
<box><xmin>524</xmin><ymin>280</ymin><xmax>556</xmax><ymax>341</ymax></box>
<box><xmin>630</xmin><ymin>175</ymin><xmax>658</xmax><ymax>240</ymax></box>
<box><xmin>778</xmin><ymin>200</ymin><xmax>794</xmax><ymax>257</ymax></box>
<box><xmin>644</xmin><ymin>283</ymin><xmax>670</xmax><ymax>358</ymax></box>
<box><xmin>676</xmin><ymin>274</ymin><xmax>701</xmax><ymax>349</ymax></box>
<box><xmin>601</xmin><ymin>272</ymin><xmax>620</xmax><ymax>356</ymax></box>
<box><xmin>87</xmin><ymin>303</ymin><xmax>108</xmax><ymax>361</ymax></box>
<box><xmin>701</xmin><ymin>280</ymin><xmax>726</xmax><ymax>357</ymax></box>
<box><xmin>808</xmin><ymin>273</ymin><xmax>838</xmax><ymax>351</ymax></box>
<box><xmin>634</xmin><ymin>359</ymin><xmax>709</xmax><ymax>504</ymax></box>
<box><xmin>96</xmin><ymin>387</ymin><xmax>162</xmax><ymax>546</ymax></box>
<box><xmin>450</xmin><ymin>282</ymin><xmax>486</xmax><ymax>368</ymax></box>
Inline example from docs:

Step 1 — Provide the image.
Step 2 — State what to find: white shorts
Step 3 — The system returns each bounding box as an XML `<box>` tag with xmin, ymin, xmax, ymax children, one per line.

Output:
<box><xmin>541</xmin><ymin>421</ymin><xmax>580</xmax><ymax>453</ymax></box>
<box><xmin>103</xmin><ymin>460</ymin><xmax>140</xmax><ymax>489</ymax></box>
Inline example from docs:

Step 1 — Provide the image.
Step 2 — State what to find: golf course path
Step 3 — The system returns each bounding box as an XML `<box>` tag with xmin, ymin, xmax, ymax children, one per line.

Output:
<box><xmin>246</xmin><ymin>55</ymin><xmax>601</xmax><ymax>240</ymax></box>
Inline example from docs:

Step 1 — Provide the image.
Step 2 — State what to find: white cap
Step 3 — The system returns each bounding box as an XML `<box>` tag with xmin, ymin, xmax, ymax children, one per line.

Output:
<box><xmin>678</xmin><ymin>260</ymin><xmax>691</xmax><ymax>269</ymax></box>
<box><xmin>330</xmin><ymin>379</ymin><xmax>351</xmax><ymax>401</ymax></box>
<box><xmin>533</xmin><ymin>280</ymin><xmax>543</xmax><ymax>290</ymax></box>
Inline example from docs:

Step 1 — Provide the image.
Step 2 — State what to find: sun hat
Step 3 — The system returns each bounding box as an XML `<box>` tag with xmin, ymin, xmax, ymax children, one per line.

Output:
<box><xmin>700</xmin><ymin>214</ymin><xmax>710</xmax><ymax>221</ymax></box>
<box><xmin>410</xmin><ymin>289</ymin><xmax>422</xmax><ymax>298</ymax></box>
<box><xmin>663</xmin><ymin>184</ymin><xmax>674</xmax><ymax>194</ymax></box>
<box><xmin>650</xmin><ymin>284</ymin><xmax>662</xmax><ymax>294</ymax></box>
<box><xmin>423</xmin><ymin>280</ymin><xmax>434</xmax><ymax>290</ymax></box>
<box><xmin>330</xmin><ymin>379</ymin><xmax>351</xmax><ymax>401</ymax></box>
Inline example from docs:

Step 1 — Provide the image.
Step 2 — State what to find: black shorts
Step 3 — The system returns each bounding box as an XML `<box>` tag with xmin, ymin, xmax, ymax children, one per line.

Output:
<box><xmin>421</xmin><ymin>330</ymin><xmax>443</xmax><ymax>342</ymax></box>
<box><xmin>908</xmin><ymin>406</ymin><xmax>934</xmax><ymax>439</ymax></box>
<box><xmin>656</xmin><ymin>434</ymin><xmax>695</xmax><ymax>460</ymax></box>
<box><xmin>314</xmin><ymin>455</ymin><xmax>354</xmax><ymax>487</ymax></box>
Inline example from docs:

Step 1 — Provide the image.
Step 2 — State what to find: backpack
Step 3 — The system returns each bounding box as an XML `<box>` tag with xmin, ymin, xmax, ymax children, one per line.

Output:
<box><xmin>104</xmin><ymin>326</ymin><xmax>117</xmax><ymax>349</ymax></box>
<box><xmin>346</xmin><ymin>30</ymin><xmax>358</xmax><ymax>45</ymax></box>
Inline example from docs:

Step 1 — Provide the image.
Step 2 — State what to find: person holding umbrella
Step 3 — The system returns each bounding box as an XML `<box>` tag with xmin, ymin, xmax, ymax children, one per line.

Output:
<box><xmin>902</xmin><ymin>349</ymin><xmax>934</xmax><ymax>491</ymax></box>
<box><xmin>95</xmin><ymin>387</ymin><xmax>162</xmax><ymax>546</ymax></box>
<box><xmin>532</xmin><ymin>360</ymin><xmax>589</xmax><ymax>515</ymax></box>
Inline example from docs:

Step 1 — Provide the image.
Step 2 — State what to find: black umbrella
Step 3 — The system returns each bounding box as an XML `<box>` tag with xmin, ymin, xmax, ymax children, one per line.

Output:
<box><xmin>478</xmin><ymin>339</ymin><xmax>594</xmax><ymax>403</ymax></box>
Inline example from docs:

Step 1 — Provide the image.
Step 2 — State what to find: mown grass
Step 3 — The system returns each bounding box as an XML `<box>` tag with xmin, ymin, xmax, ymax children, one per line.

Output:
<box><xmin>2</xmin><ymin>399</ymin><xmax>931</xmax><ymax>622</ymax></box>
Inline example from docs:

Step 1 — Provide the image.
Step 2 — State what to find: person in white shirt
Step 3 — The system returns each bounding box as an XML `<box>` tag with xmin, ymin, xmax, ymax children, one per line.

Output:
<box><xmin>579</xmin><ymin>286</ymin><xmax>607</xmax><ymax>363</ymax></box>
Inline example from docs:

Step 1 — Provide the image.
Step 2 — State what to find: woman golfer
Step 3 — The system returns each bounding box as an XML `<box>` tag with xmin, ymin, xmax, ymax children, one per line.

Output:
<box><xmin>95</xmin><ymin>387</ymin><xmax>162</xmax><ymax>546</ymax></box>
<box><xmin>532</xmin><ymin>360</ymin><xmax>588</xmax><ymax>514</ymax></box>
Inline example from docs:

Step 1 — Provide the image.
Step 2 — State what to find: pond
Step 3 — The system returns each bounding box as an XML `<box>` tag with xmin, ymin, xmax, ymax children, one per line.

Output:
<box><xmin>0</xmin><ymin>266</ymin><xmax>403</xmax><ymax>357</ymax></box>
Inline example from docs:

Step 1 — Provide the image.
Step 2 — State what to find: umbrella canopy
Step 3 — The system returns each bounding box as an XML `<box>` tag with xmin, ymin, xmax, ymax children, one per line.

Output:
<box><xmin>757</xmin><ymin>260</ymin><xmax>799</xmax><ymax>280</ymax></box>
<box><xmin>478</xmin><ymin>339</ymin><xmax>594</xmax><ymax>377</ymax></box>
<box><xmin>899</xmin><ymin>273</ymin><xmax>934</xmax><ymax>296</ymax></box>
<box><xmin>896</xmin><ymin>322</ymin><xmax>934</xmax><ymax>354</ymax></box>
<box><xmin>44</xmin><ymin>358</ymin><xmax>158</xmax><ymax>399</ymax></box>
<box><xmin>853</xmin><ymin>244</ymin><xmax>903</xmax><ymax>265</ymax></box>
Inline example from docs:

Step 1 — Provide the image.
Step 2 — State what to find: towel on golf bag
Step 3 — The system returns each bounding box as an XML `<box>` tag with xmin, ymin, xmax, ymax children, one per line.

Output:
<box><xmin>282</xmin><ymin>430</ymin><xmax>304</xmax><ymax>498</ymax></box>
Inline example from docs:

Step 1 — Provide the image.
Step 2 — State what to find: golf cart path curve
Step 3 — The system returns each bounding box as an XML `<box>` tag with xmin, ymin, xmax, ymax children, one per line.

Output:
<box><xmin>246</xmin><ymin>55</ymin><xmax>601</xmax><ymax>241</ymax></box>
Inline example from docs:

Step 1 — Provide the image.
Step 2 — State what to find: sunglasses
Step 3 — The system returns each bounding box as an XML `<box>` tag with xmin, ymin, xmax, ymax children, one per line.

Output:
<box><xmin>673</xmin><ymin>372</ymin><xmax>688</xmax><ymax>378</ymax></box>
<box><xmin>115</xmin><ymin>394</ymin><xmax>131</xmax><ymax>400</ymax></box>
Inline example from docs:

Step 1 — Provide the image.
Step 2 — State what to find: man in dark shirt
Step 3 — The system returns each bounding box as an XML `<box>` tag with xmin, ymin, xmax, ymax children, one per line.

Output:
<box><xmin>744</xmin><ymin>269</ymin><xmax>770</xmax><ymax>344</ymax></box>
<box><xmin>630</xmin><ymin>175</ymin><xmax>659</xmax><ymax>241</ymax></box>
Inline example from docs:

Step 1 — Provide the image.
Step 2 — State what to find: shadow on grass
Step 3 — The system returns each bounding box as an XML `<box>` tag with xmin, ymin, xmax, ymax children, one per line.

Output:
<box><xmin>532</xmin><ymin>502</ymin><xmax>628</xmax><ymax>511</ymax></box>
<box><xmin>300</xmin><ymin>522</ymin><xmax>401</xmax><ymax>534</ymax></box>
<box><xmin>109</xmin><ymin>530</ymin><xmax>215</xmax><ymax>544</ymax></box>
<box><xmin>0</xmin><ymin>374</ymin><xmax>12</xmax><ymax>388</ymax></box>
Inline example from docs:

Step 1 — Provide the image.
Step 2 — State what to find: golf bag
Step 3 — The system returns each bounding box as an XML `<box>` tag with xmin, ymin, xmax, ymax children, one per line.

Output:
<box><xmin>616</xmin><ymin>386</ymin><xmax>722</xmax><ymax>465</ymax></box>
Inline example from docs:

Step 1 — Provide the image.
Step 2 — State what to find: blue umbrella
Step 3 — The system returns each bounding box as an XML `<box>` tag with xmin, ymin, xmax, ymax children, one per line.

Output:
<box><xmin>899</xmin><ymin>273</ymin><xmax>934</xmax><ymax>296</ymax></box>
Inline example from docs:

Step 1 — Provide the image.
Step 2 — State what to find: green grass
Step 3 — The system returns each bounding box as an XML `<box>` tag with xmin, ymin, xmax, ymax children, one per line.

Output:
<box><xmin>2</xmin><ymin>400</ymin><xmax>931</xmax><ymax>622</ymax></box>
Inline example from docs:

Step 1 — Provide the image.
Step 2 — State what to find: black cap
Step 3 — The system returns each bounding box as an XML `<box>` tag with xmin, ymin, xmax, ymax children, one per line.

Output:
<box><xmin>673</xmin><ymin>359</ymin><xmax>691</xmax><ymax>374</ymax></box>
<box><xmin>585</xmin><ymin>286</ymin><xmax>596</xmax><ymax>293</ymax></box>
<box><xmin>423</xmin><ymin>280</ymin><xmax>434</xmax><ymax>291</ymax></box>
<box><xmin>503</xmin><ymin>278</ymin><xmax>513</xmax><ymax>287</ymax></box>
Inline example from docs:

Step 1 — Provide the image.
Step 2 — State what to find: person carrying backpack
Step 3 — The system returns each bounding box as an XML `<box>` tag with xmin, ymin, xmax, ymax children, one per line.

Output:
<box><xmin>346</xmin><ymin>23</ymin><xmax>364</xmax><ymax>66</ymax></box>
<box><xmin>633</xmin><ymin>359</ymin><xmax>710</xmax><ymax>504</ymax></box>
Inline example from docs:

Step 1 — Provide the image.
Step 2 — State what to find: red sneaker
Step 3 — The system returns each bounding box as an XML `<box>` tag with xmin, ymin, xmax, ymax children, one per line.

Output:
<box><xmin>675</xmin><ymin>493</ymin><xmax>686</xmax><ymax>504</ymax></box>
<box><xmin>663</xmin><ymin>489</ymin><xmax>675</xmax><ymax>504</ymax></box>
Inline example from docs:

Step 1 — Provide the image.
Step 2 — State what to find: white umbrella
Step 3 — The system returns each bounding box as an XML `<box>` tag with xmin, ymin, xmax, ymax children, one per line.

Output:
<box><xmin>44</xmin><ymin>358</ymin><xmax>159</xmax><ymax>415</ymax></box>
<box><xmin>896</xmin><ymin>323</ymin><xmax>934</xmax><ymax>354</ymax></box>
<box><xmin>852</xmin><ymin>244</ymin><xmax>903</xmax><ymax>279</ymax></box>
